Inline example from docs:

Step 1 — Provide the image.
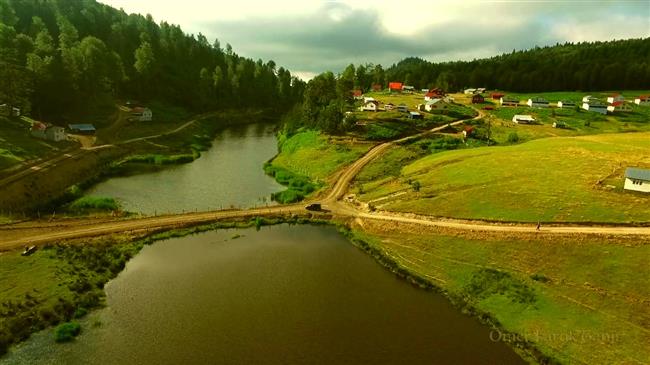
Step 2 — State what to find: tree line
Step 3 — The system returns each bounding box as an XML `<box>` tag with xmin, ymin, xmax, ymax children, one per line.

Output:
<box><xmin>382</xmin><ymin>39</ymin><xmax>650</xmax><ymax>93</ymax></box>
<box><xmin>0</xmin><ymin>0</ymin><xmax>305</xmax><ymax>121</ymax></box>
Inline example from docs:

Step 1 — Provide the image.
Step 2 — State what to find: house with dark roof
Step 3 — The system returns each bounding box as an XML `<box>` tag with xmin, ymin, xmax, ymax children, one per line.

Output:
<box><xmin>607</xmin><ymin>101</ymin><xmax>632</xmax><ymax>113</ymax></box>
<box><xmin>624</xmin><ymin>167</ymin><xmax>650</xmax><ymax>193</ymax></box>
<box><xmin>472</xmin><ymin>94</ymin><xmax>485</xmax><ymax>104</ymax></box>
<box><xmin>527</xmin><ymin>97</ymin><xmax>549</xmax><ymax>108</ymax></box>
<box><xmin>606</xmin><ymin>94</ymin><xmax>625</xmax><ymax>104</ymax></box>
<box><xmin>397</xmin><ymin>104</ymin><xmax>408</xmax><ymax>113</ymax></box>
<box><xmin>500</xmin><ymin>96</ymin><xmax>520</xmax><ymax>107</ymax></box>
<box><xmin>68</xmin><ymin>124</ymin><xmax>96</xmax><ymax>135</ymax></box>
<box><xmin>557</xmin><ymin>100</ymin><xmax>576</xmax><ymax>108</ymax></box>
<box><xmin>582</xmin><ymin>99</ymin><xmax>607</xmax><ymax>114</ymax></box>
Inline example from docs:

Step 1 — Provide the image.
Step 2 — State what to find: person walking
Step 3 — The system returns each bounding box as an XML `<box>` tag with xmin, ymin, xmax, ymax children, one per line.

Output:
<box><xmin>536</xmin><ymin>221</ymin><xmax>541</xmax><ymax>231</ymax></box>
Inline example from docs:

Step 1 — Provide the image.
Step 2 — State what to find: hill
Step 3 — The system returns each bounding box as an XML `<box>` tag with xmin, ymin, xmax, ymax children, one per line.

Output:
<box><xmin>354</xmin><ymin>132</ymin><xmax>650</xmax><ymax>223</ymax></box>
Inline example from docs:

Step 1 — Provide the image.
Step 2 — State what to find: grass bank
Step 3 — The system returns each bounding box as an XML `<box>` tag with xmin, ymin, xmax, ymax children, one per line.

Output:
<box><xmin>266</xmin><ymin>129</ymin><xmax>372</xmax><ymax>202</ymax></box>
<box><xmin>355</xmin><ymin>132</ymin><xmax>650</xmax><ymax>223</ymax></box>
<box><xmin>344</xmin><ymin>220</ymin><xmax>650</xmax><ymax>364</ymax></box>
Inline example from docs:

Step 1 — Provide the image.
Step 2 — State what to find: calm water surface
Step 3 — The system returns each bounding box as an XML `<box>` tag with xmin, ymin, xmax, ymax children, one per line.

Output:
<box><xmin>3</xmin><ymin>225</ymin><xmax>524</xmax><ymax>365</ymax></box>
<box><xmin>86</xmin><ymin>123</ymin><xmax>284</xmax><ymax>214</ymax></box>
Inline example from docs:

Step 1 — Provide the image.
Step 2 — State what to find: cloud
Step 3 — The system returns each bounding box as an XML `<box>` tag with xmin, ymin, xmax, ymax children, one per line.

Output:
<box><xmin>100</xmin><ymin>0</ymin><xmax>650</xmax><ymax>79</ymax></box>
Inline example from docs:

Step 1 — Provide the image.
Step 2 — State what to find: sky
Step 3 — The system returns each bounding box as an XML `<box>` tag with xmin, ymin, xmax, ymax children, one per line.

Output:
<box><xmin>100</xmin><ymin>0</ymin><xmax>650</xmax><ymax>80</ymax></box>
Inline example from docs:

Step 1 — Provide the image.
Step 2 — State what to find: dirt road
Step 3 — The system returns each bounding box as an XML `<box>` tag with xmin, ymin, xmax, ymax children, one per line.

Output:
<box><xmin>2</xmin><ymin>107</ymin><xmax>649</xmax><ymax>251</ymax></box>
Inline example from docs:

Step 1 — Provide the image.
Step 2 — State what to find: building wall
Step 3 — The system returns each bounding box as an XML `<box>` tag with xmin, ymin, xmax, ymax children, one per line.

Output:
<box><xmin>624</xmin><ymin>178</ymin><xmax>650</xmax><ymax>193</ymax></box>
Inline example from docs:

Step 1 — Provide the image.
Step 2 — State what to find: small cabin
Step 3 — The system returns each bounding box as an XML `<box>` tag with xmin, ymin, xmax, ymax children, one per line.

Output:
<box><xmin>424</xmin><ymin>99</ymin><xmax>449</xmax><ymax>112</ymax></box>
<box><xmin>557</xmin><ymin>100</ymin><xmax>575</xmax><ymax>108</ymax></box>
<box><xmin>500</xmin><ymin>96</ymin><xmax>520</xmax><ymax>107</ymax></box>
<box><xmin>68</xmin><ymin>124</ymin><xmax>97</xmax><ymax>135</ymax></box>
<box><xmin>464</xmin><ymin>88</ymin><xmax>477</xmax><ymax>95</ymax></box>
<box><xmin>402</xmin><ymin>85</ymin><xmax>415</xmax><ymax>93</ymax></box>
<box><xmin>361</xmin><ymin>100</ymin><xmax>379</xmax><ymax>112</ymax></box>
<box><xmin>477</xmin><ymin>88</ymin><xmax>486</xmax><ymax>93</ymax></box>
<box><xmin>389</xmin><ymin>82</ymin><xmax>403</xmax><ymax>92</ymax></box>
<box><xmin>408</xmin><ymin>111</ymin><xmax>423</xmax><ymax>120</ymax></box>
<box><xmin>527</xmin><ymin>97</ymin><xmax>549</xmax><ymax>108</ymax></box>
<box><xmin>607</xmin><ymin>101</ymin><xmax>632</xmax><ymax>113</ymax></box>
<box><xmin>491</xmin><ymin>93</ymin><xmax>505</xmax><ymax>100</ymax></box>
<box><xmin>606</xmin><ymin>94</ymin><xmax>625</xmax><ymax>104</ymax></box>
<box><xmin>130</xmin><ymin>107</ymin><xmax>153</xmax><ymax>122</ymax></box>
<box><xmin>31</xmin><ymin>122</ymin><xmax>66</xmax><ymax>142</ymax></box>
<box><xmin>512</xmin><ymin>115</ymin><xmax>535</xmax><ymax>124</ymax></box>
<box><xmin>552</xmin><ymin>121</ymin><xmax>568</xmax><ymax>129</ymax></box>
<box><xmin>472</xmin><ymin>94</ymin><xmax>485</xmax><ymax>104</ymax></box>
<box><xmin>397</xmin><ymin>104</ymin><xmax>409</xmax><ymax>113</ymax></box>
<box><xmin>624</xmin><ymin>167</ymin><xmax>650</xmax><ymax>193</ymax></box>
<box><xmin>384</xmin><ymin>103</ymin><xmax>395</xmax><ymax>111</ymax></box>
<box><xmin>582</xmin><ymin>101</ymin><xmax>607</xmax><ymax>114</ymax></box>
<box><xmin>634</xmin><ymin>95</ymin><xmax>650</xmax><ymax>105</ymax></box>
<box><xmin>353</xmin><ymin>90</ymin><xmax>363</xmax><ymax>99</ymax></box>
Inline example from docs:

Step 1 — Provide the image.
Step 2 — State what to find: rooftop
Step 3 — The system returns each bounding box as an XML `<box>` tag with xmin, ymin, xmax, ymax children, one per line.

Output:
<box><xmin>625</xmin><ymin>167</ymin><xmax>650</xmax><ymax>181</ymax></box>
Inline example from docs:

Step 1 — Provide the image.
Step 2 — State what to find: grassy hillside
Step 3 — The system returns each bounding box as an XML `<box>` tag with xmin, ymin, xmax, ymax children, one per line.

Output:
<box><xmin>354</xmin><ymin>132</ymin><xmax>650</xmax><ymax>223</ymax></box>
<box><xmin>350</xmin><ymin>221</ymin><xmax>650</xmax><ymax>364</ymax></box>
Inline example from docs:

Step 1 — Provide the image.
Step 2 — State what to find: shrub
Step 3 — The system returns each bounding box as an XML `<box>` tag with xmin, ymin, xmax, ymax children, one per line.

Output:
<box><xmin>465</xmin><ymin>269</ymin><xmax>536</xmax><ymax>304</ymax></box>
<box><xmin>68</xmin><ymin>196</ymin><xmax>119</xmax><ymax>212</ymax></box>
<box><xmin>507</xmin><ymin>132</ymin><xmax>520</xmax><ymax>143</ymax></box>
<box><xmin>54</xmin><ymin>322</ymin><xmax>81</xmax><ymax>343</ymax></box>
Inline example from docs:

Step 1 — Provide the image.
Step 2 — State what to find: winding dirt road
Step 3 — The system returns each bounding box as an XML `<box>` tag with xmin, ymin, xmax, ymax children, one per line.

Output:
<box><xmin>2</xmin><ymin>108</ymin><xmax>649</xmax><ymax>251</ymax></box>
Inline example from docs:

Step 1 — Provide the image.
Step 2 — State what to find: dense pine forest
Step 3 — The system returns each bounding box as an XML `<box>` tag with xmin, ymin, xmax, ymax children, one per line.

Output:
<box><xmin>0</xmin><ymin>0</ymin><xmax>305</xmax><ymax>120</ymax></box>
<box><xmin>345</xmin><ymin>39</ymin><xmax>650</xmax><ymax>93</ymax></box>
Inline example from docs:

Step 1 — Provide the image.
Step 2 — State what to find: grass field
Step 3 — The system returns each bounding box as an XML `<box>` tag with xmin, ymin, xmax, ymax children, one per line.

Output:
<box><xmin>354</xmin><ymin>132</ymin><xmax>650</xmax><ymax>223</ymax></box>
<box><xmin>349</xmin><ymin>221</ymin><xmax>650</xmax><ymax>364</ymax></box>
<box><xmin>270</xmin><ymin>130</ymin><xmax>372</xmax><ymax>182</ymax></box>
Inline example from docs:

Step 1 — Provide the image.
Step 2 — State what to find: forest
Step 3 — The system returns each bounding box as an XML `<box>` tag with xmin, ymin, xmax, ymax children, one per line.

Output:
<box><xmin>0</xmin><ymin>0</ymin><xmax>305</xmax><ymax>121</ymax></box>
<box><xmin>382</xmin><ymin>39</ymin><xmax>650</xmax><ymax>92</ymax></box>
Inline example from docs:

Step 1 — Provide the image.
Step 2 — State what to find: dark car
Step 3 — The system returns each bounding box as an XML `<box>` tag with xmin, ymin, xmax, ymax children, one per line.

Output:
<box><xmin>305</xmin><ymin>203</ymin><xmax>322</xmax><ymax>211</ymax></box>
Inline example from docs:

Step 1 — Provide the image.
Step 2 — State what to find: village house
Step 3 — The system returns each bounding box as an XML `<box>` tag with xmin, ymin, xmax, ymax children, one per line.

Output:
<box><xmin>527</xmin><ymin>97</ymin><xmax>549</xmax><ymax>108</ymax></box>
<box><xmin>352</xmin><ymin>90</ymin><xmax>363</xmax><ymax>99</ymax></box>
<box><xmin>371</xmin><ymin>84</ymin><xmax>382</xmax><ymax>92</ymax></box>
<box><xmin>68</xmin><ymin>124</ymin><xmax>97</xmax><ymax>135</ymax></box>
<box><xmin>491</xmin><ymin>92</ymin><xmax>505</xmax><ymax>100</ymax></box>
<box><xmin>424</xmin><ymin>99</ymin><xmax>449</xmax><ymax>112</ymax></box>
<box><xmin>634</xmin><ymin>95</ymin><xmax>650</xmax><ymax>105</ymax></box>
<box><xmin>582</xmin><ymin>100</ymin><xmax>607</xmax><ymax>114</ymax></box>
<box><xmin>464</xmin><ymin>88</ymin><xmax>477</xmax><ymax>95</ymax></box>
<box><xmin>424</xmin><ymin>88</ymin><xmax>445</xmax><ymax>101</ymax></box>
<box><xmin>402</xmin><ymin>85</ymin><xmax>415</xmax><ymax>93</ymax></box>
<box><xmin>582</xmin><ymin>95</ymin><xmax>596</xmax><ymax>103</ymax></box>
<box><xmin>477</xmin><ymin>88</ymin><xmax>486</xmax><ymax>93</ymax></box>
<box><xmin>624</xmin><ymin>167</ymin><xmax>650</xmax><ymax>193</ymax></box>
<box><xmin>462</xmin><ymin>126</ymin><xmax>475</xmax><ymax>138</ymax></box>
<box><xmin>384</xmin><ymin>103</ymin><xmax>395</xmax><ymax>111</ymax></box>
<box><xmin>607</xmin><ymin>101</ymin><xmax>632</xmax><ymax>113</ymax></box>
<box><xmin>389</xmin><ymin>82</ymin><xmax>403</xmax><ymax>93</ymax></box>
<box><xmin>360</xmin><ymin>98</ymin><xmax>379</xmax><ymax>112</ymax></box>
<box><xmin>472</xmin><ymin>94</ymin><xmax>485</xmax><ymax>104</ymax></box>
<box><xmin>31</xmin><ymin>122</ymin><xmax>66</xmax><ymax>142</ymax></box>
<box><xmin>130</xmin><ymin>107</ymin><xmax>153</xmax><ymax>122</ymax></box>
<box><xmin>606</xmin><ymin>94</ymin><xmax>625</xmax><ymax>104</ymax></box>
<box><xmin>512</xmin><ymin>115</ymin><xmax>536</xmax><ymax>124</ymax></box>
<box><xmin>500</xmin><ymin>96</ymin><xmax>520</xmax><ymax>107</ymax></box>
<box><xmin>0</xmin><ymin>104</ymin><xmax>21</xmax><ymax>117</ymax></box>
<box><xmin>557</xmin><ymin>100</ymin><xmax>576</xmax><ymax>108</ymax></box>
<box><xmin>397</xmin><ymin>104</ymin><xmax>409</xmax><ymax>113</ymax></box>
<box><xmin>408</xmin><ymin>111</ymin><xmax>423</xmax><ymax>120</ymax></box>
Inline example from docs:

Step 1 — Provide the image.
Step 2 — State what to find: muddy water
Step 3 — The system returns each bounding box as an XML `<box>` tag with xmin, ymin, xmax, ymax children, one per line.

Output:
<box><xmin>2</xmin><ymin>225</ymin><xmax>524</xmax><ymax>365</ymax></box>
<box><xmin>85</xmin><ymin>123</ymin><xmax>284</xmax><ymax>214</ymax></box>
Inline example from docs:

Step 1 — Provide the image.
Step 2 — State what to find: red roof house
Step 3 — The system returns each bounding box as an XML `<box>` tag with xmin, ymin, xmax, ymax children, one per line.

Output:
<box><xmin>352</xmin><ymin>89</ymin><xmax>363</xmax><ymax>98</ymax></box>
<box><xmin>472</xmin><ymin>94</ymin><xmax>485</xmax><ymax>104</ymax></box>
<box><xmin>372</xmin><ymin>84</ymin><xmax>382</xmax><ymax>91</ymax></box>
<box><xmin>389</xmin><ymin>82</ymin><xmax>403</xmax><ymax>92</ymax></box>
<box><xmin>491</xmin><ymin>93</ymin><xmax>505</xmax><ymax>100</ymax></box>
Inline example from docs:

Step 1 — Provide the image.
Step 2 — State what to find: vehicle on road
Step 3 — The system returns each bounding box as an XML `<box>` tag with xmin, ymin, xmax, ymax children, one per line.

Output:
<box><xmin>305</xmin><ymin>203</ymin><xmax>322</xmax><ymax>211</ymax></box>
<box><xmin>21</xmin><ymin>245</ymin><xmax>37</xmax><ymax>256</ymax></box>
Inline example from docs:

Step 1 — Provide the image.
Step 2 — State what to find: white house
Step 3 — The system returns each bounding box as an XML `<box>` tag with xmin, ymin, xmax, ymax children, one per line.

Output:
<box><xmin>624</xmin><ymin>167</ymin><xmax>650</xmax><ymax>193</ymax></box>
<box><xmin>607</xmin><ymin>101</ymin><xmax>632</xmax><ymax>113</ymax></box>
<box><xmin>464</xmin><ymin>88</ymin><xmax>477</xmax><ymax>95</ymax></box>
<box><xmin>424</xmin><ymin>99</ymin><xmax>449</xmax><ymax>112</ymax></box>
<box><xmin>402</xmin><ymin>85</ymin><xmax>415</xmax><ymax>93</ymax></box>
<box><xmin>131</xmin><ymin>107</ymin><xmax>153</xmax><ymax>122</ymax></box>
<box><xmin>512</xmin><ymin>115</ymin><xmax>535</xmax><ymax>124</ymax></box>
<box><xmin>31</xmin><ymin>122</ymin><xmax>66</xmax><ymax>142</ymax></box>
<box><xmin>634</xmin><ymin>95</ymin><xmax>650</xmax><ymax>105</ymax></box>
<box><xmin>500</xmin><ymin>96</ymin><xmax>520</xmax><ymax>107</ymax></box>
<box><xmin>527</xmin><ymin>97</ymin><xmax>549</xmax><ymax>108</ymax></box>
<box><xmin>477</xmin><ymin>87</ymin><xmax>486</xmax><ymax>93</ymax></box>
<box><xmin>363</xmin><ymin>97</ymin><xmax>376</xmax><ymax>104</ymax></box>
<box><xmin>0</xmin><ymin>104</ymin><xmax>20</xmax><ymax>117</ymax></box>
<box><xmin>360</xmin><ymin>100</ymin><xmax>379</xmax><ymax>112</ymax></box>
<box><xmin>606</xmin><ymin>94</ymin><xmax>625</xmax><ymax>104</ymax></box>
<box><xmin>557</xmin><ymin>100</ymin><xmax>576</xmax><ymax>108</ymax></box>
<box><xmin>582</xmin><ymin>95</ymin><xmax>594</xmax><ymax>103</ymax></box>
<box><xmin>582</xmin><ymin>101</ymin><xmax>607</xmax><ymax>114</ymax></box>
